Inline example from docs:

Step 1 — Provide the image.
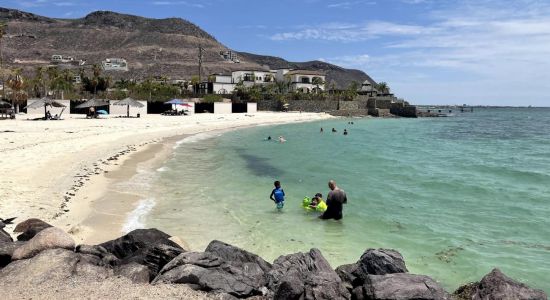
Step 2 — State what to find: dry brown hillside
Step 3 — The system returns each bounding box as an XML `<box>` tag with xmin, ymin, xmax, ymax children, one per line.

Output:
<box><xmin>0</xmin><ymin>7</ymin><xmax>375</xmax><ymax>87</ymax></box>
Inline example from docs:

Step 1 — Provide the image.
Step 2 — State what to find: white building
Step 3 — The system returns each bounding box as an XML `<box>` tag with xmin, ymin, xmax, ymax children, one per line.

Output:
<box><xmin>208</xmin><ymin>74</ymin><xmax>236</xmax><ymax>94</ymax></box>
<box><xmin>275</xmin><ymin>69</ymin><xmax>326</xmax><ymax>93</ymax></box>
<box><xmin>231</xmin><ymin>70</ymin><xmax>275</xmax><ymax>87</ymax></box>
<box><xmin>102</xmin><ymin>58</ymin><xmax>128</xmax><ymax>71</ymax></box>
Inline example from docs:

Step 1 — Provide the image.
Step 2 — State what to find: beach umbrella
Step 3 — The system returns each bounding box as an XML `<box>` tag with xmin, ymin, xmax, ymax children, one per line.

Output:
<box><xmin>113</xmin><ymin>97</ymin><xmax>144</xmax><ymax>117</ymax></box>
<box><xmin>75</xmin><ymin>98</ymin><xmax>109</xmax><ymax>109</ymax></box>
<box><xmin>164</xmin><ymin>99</ymin><xmax>185</xmax><ymax>105</ymax></box>
<box><xmin>24</xmin><ymin>97</ymin><xmax>67</xmax><ymax>120</ymax></box>
<box><xmin>96</xmin><ymin>110</ymin><xmax>108</xmax><ymax>115</ymax></box>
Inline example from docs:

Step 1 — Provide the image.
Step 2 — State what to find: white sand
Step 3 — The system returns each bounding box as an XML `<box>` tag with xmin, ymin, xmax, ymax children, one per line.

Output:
<box><xmin>0</xmin><ymin>112</ymin><xmax>332</xmax><ymax>243</ymax></box>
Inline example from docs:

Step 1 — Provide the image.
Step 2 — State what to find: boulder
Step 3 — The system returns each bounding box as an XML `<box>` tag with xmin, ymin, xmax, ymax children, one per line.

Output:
<box><xmin>362</xmin><ymin>273</ymin><xmax>450</xmax><ymax>300</ymax></box>
<box><xmin>205</xmin><ymin>240</ymin><xmax>272</xmax><ymax>273</ymax></box>
<box><xmin>0</xmin><ymin>241</ymin><xmax>24</xmax><ymax>268</ymax></box>
<box><xmin>267</xmin><ymin>248</ymin><xmax>350</xmax><ymax>300</ymax></box>
<box><xmin>0</xmin><ymin>248</ymin><xmax>80</xmax><ymax>285</ymax></box>
<box><xmin>11</xmin><ymin>227</ymin><xmax>75</xmax><ymax>260</ymax></box>
<box><xmin>75</xmin><ymin>253</ymin><xmax>114</xmax><ymax>279</ymax></box>
<box><xmin>114</xmin><ymin>262</ymin><xmax>150</xmax><ymax>283</ymax></box>
<box><xmin>119</xmin><ymin>242</ymin><xmax>184</xmax><ymax>281</ymax></box>
<box><xmin>154</xmin><ymin>249</ymin><xmax>270</xmax><ymax>298</ymax></box>
<box><xmin>0</xmin><ymin>228</ymin><xmax>12</xmax><ymax>243</ymax></box>
<box><xmin>76</xmin><ymin>244</ymin><xmax>118</xmax><ymax>265</ymax></box>
<box><xmin>356</xmin><ymin>248</ymin><xmax>408</xmax><ymax>277</ymax></box>
<box><xmin>98</xmin><ymin>228</ymin><xmax>182</xmax><ymax>259</ymax></box>
<box><xmin>13</xmin><ymin>218</ymin><xmax>52</xmax><ymax>241</ymax></box>
<box><xmin>336</xmin><ymin>263</ymin><xmax>359</xmax><ymax>292</ymax></box>
<box><xmin>453</xmin><ymin>268</ymin><xmax>547</xmax><ymax>300</ymax></box>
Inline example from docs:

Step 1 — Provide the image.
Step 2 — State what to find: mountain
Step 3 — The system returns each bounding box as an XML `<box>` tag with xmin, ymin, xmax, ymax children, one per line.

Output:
<box><xmin>0</xmin><ymin>7</ymin><xmax>375</xmax><ymax>87</ymax></box>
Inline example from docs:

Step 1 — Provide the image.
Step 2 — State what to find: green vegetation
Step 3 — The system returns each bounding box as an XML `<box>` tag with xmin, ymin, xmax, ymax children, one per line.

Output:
<box><xmin>202</xmin><ymin>94</ymin><xmax>223</xmax><ymax>103</ymax></box>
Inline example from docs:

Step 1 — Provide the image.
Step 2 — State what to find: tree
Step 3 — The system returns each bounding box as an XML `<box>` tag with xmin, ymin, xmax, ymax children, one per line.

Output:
<box><xmin>376</xmin><ymin>82</ymin><xmax>390</xmax><ymax>94</ymax></box>
<box><xmin>343</xmin><ymin>81</ymin><xmax>359</xmax><ymax>101</ymax></box>
<box><xmin>6</xmin><ymin>69</ymin><xmax>27</xmax><ymax>112</ymax></box>
<box><xmin>312</xmin><ymin>77</ymin><xmax>325</xmax><ymax>93</ymax></box>
<box><xmin>92</xmin><ymin>64</ymin><xmax>102</xmax><ymax>94</ymax></box>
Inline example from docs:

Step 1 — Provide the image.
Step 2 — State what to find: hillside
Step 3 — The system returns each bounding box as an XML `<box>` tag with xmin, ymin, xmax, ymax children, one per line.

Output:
<box><xmin>0</xmin><ymin>7</ymin><xmax>375</xmax><ymax>87</ymax></box>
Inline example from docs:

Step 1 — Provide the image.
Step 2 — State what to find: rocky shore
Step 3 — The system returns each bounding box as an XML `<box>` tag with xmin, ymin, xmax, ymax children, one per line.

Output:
<box><xmin>1</xmin><ymin>218</ymin><xmax>547</xmax><ymax>300</ymax></box>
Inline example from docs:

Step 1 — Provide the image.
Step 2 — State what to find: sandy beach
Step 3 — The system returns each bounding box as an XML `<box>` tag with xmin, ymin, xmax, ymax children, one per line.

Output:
<box><xmin>0</xmin><ymin>112</ymin><xmax>332</xmax><ymax>244</ymax></box>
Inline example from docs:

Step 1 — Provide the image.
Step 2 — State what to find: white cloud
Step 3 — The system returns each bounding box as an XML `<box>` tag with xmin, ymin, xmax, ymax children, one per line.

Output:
<box><xmin>327</xmin><ymin>1</ymin><xmax>376</xmax><ymax>9</ymax></box>
<box><xmin>314</xmin><ymin>1</ymin><xmax>550</xmax><ymax>105</ymax></box>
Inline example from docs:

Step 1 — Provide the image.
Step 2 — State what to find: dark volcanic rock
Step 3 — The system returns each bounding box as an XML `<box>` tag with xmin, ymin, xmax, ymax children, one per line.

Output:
<box><xmin>119</xmin><ymin>242</ymin><xmax>184</xmax><ymax>281</ymax></box>
<box><xmin>453</xmin><ymin>268</ymin><xmax>547</xmax><ymax>300</ymax></box>
<box><xmin>114</xmin><ymin>262</ymin><xmax>150</xmax><ymax>283</ymax></box>
<box><xmin>356</xmin><ymin>248</ymin><xmax>408</xmax><ymax>277</ymax></box>
<box><xmin>205</xmin><ymin>240</ymin><xmax>272</xmax><ymax>273</ymax></box>
<box><xmin>99</xmin><ymin>228</ymin><xmax>181</xmax><ymax>259</ymax></box>
<box><xmin>13</xmin><ymin>218</ymin><xmax>53</xmax><ymax>241</ymax></box>
<box><xmin>154</xmin><ymin>243</ymin><xmax>271</xmax><ymax>298</ymax></box>
<box><xmin>363</xmin><ymin>273</ymin><xmax>450</xmax><ymax>300</ymax></box>
<box><xmin>0</xmin><ymin>241</ymin><xmax>24</xmax><ymax>268</ymax></box>
<box><xmin>336</xmin><ymin>263</ymin><xmax>359</xmax><ymax>292</ymax></box>
<box><xmin>268</xmin><ymin>248</ymin><xmax>350</xmax><ymax>300</ymax></box>
<box><xmin>76</xmin><ymin>244</ymin><xmax>118</xmax><ymax>265</ymax></box>
<box><xmin>0</xmin><ymin>228</ymin><xmax>12</xmax><ymax>243</ymax></box>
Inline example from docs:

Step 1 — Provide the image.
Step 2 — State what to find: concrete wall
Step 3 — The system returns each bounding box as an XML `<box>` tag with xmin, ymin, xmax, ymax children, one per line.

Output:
<box><xmin>338</xmin><ymin>101</ymin><xmax>359</xmax><ymax>110</ymax></box>
<box><xmin>247</xmin><ymin>102</ymin><xmax>257</xmax><ymax>113</ymax></box>
<box><xmin>214</xmin><ymin>102</ymin><xmax>232</xmax><ymax>114</ymax></box>
<box><xmin>26</xmin><ymin>99</ymin><xmax>70</xmax><ymax>117</ymax></box>
<box><xmin>109</xmin><ymin>100</ymin><xmax>147</xmax><ymax>117</ymax></box>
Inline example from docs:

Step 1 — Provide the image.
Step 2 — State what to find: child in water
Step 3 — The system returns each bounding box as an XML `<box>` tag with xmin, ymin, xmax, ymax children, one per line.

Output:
<box><xmin>309</xmin><ymin>193</ymin><xmax>323</xmax><ymax>209</ymax></box>
<box><xmin>270</xmin><ymin>180</ymin><xmax>285</xmax><ymax>209</ymax></box>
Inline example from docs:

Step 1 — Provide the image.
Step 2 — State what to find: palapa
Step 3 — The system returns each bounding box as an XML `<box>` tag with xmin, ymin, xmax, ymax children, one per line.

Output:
<box><xmin>112</xmin><ymin>97</ymin><xmax>144</xmax><ymax>117</ymax></box>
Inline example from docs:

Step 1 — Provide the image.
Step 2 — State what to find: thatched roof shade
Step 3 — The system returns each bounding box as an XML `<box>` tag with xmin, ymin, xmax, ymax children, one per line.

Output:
<box><xmin>75</xmin><ymin>98</ymin><xmax>109</xmax><ymax>108</ymax></box>
<box><xmin>113</xmin><ymin>97</ymin><xmax>144</xmax><ymax>108</ymax></box>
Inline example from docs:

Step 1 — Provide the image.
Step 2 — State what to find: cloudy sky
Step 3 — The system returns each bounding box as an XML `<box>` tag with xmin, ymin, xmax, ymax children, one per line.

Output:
<box><xmin>3</xmin><ymin>0</ymin><xmax>550</xmax><ymax>106</ymax></box>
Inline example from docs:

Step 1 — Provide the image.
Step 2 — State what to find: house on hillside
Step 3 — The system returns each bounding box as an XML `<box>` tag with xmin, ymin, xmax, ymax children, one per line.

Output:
<box><xmin>102</xmin><ymin>58</ymin><xmax>128</xmax><ymax>71</ymax></box>
<box><xmin>220</xmin><ymin>50</ymin><xmax>240</xmax><ymax>63</ymax></box>
<box><xmin>207</xmin><ymin>74</ymin><xmax>236</xmax><ymax>94</ymax></box>
<box><xmin>275</xmin><ymin>69</ymin><xmax>326</xmax><ymax>93</ymax></box>
<box><xmin>231</xmin><ymin>70</ymin><xmax>275</xmax><ymax>87</ymax></box>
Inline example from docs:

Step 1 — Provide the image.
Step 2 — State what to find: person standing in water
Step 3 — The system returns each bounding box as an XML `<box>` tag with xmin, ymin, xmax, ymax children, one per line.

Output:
<box><xmin>320</xmin><ymin>180</ymin><xmax>347</xmax><ymax>220</ymax></box>
<box><xmin>270</xmin><ymin>180</ymin><xmax>285</xmax><ymax>210</ymax></box>
<box><xmin>320</xmin><ymin>127</ymin><xmax>324</xmax><ymax>133</ymax></box>
<box><xmin>343</xmin><ymin>129</ymin><xmax>348</xmax><ymax>136</ymax></box>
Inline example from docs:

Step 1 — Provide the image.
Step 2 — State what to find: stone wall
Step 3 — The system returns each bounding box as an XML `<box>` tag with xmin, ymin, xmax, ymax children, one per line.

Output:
<box><xmin>338</xmin><ymin>101</ymin><xmax>359</xmax><ymax>110</ymax></box>
<box><xmin>257</xmin><ymin>99</ymin><xmax>279</xmax><ymax>111</ymax></box>
<box><xmin>390</xmin><ymin>104</ymin><xmax>417</xmax><ymax>118</ymax></box>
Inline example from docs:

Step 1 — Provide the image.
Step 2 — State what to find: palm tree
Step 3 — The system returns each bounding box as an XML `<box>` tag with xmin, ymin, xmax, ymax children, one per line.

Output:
<box><xmin>0</xmin><ymin>22</ymin><xmax>7</xmax><ymax>100</ymax></box>
<box><xmin>376</xmin><ymin>82</ymin><xmax>390</xmax><ymax>95</ymax></box>
<box><xmin>312</xmin><ymin>77</ymin><xmax>325</xmax><ymax>94</ymax></box>
<box><xmin>6</xmin><ymin>69</ymin><xmax>26</xmax><ymax>112</ymax></box>
<box><xmin>92</xmin><ymin>64</ymin><xmax>102</xmax><ymax>95</ymax></box>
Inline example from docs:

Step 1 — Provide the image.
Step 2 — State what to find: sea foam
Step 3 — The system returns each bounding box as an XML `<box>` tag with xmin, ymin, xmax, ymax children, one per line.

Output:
<box><xmin>122</xmin><ymin>197</ymin><xmax>156</xmax><ymax>233</ymax></box>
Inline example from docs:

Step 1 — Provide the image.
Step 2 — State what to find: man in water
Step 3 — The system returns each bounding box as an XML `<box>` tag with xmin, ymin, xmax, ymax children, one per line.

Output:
<box><xmin>343</xmin><ymin>129</ymin><xmax>348</xmax><ymax>136</ymax></box>
<box><xmin>320</xmin><ymin>180</ymin><xmax>347</xmax><ymax>220</ymax></box>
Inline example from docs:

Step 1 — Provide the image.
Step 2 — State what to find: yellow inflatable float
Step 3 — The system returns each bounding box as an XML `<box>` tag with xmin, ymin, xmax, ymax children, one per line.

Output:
<box><xmin>302</xmin><ymin>197</ymin><xmax>327</xmax><ymax>212</ymax></box>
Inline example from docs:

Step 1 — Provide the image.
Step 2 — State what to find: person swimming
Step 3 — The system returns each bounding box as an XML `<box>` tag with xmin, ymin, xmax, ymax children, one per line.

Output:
<box><xmin>343</xmin><ymin>129</ymin><xmax>348</xmax><ymax>135</ymax></box>
<box><xmin>332</xmin><ymin>128</ymin><xmax>337</xmax><ymax>133</ymax></box>
<box><xmin>278</xmin><ymin>136</ymin><xmax>286</xmax><ymax>143</ymax></box>
<box><xmin>267</xmin><ymin>136</ymin><xmax>272</xmax><ymax>141</ymax></box>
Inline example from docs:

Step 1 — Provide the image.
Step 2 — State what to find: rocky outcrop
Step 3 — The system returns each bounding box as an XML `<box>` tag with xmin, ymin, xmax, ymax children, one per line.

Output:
<box><xmin>11</xmin><ymin>227</ymin><xmax>75</xmax><ymax>260</ymax></box>
<box><xmin>337</xmin><ymin>248</ymin><xmax>409</xmax><ymax>296</ymax></box>
<box><xmin>453</xmin><ymin>268</ymin><xmax>547</xmax><ymax>300</ymax></box>
<box><xmin>361</xmin><ymin>273</ymin><xmax>450</xmax><ymax>300</ymax></box>
<box><xmin>0</xmin><ymin>228</ymin><xmax>12</xmax><ymax>243</ymax></box>
<box><xmin>99</xmin><ymin>228</ymin><xmax>181</xmax><ymax>260</ymax></box>
<box><xmin>13</xmin><ymin>218</ymin><xmax>53</xmax><ymax>241</ymax></box>
<box><xmin>0</xmin><ymin>224</ymin><xmax>547</xmax><ymax>300</ymax></box>
<box><xmin>114</xmin><ymin>262</ymin><xmax>150</xmax><ymax>283</ymax></box>
<box><xmin>154</xmin><ymin>243</ymin><xmax>272</xmax><ymax>298</ymax></box>
<box><xmin>0</xmin><ymin>241</ymin><xmax>24</xmax><ymax>268</ymax></box>
<box><xmin>267</xmin><ymin>248</ymin><xmax>350</xmax><ymax>300</ymax></box>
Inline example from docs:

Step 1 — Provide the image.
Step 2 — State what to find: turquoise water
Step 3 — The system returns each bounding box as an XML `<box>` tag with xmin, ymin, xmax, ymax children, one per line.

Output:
<box><xmin>144</xmin><ymin>108</ymin><xmax>550</xmax><ymax>293</ymax></box>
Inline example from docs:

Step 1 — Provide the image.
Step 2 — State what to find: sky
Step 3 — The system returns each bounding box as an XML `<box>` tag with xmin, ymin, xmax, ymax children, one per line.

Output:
<box><xmin>2</xmin><ymin>0</ymin><xmax>550</xmax><ymax>106</ymax></box>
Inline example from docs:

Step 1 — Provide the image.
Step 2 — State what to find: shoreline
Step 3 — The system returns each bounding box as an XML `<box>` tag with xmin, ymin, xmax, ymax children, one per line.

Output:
<box><xmin>0</xmin><ymin>112</ymin><xmax>334</xmax><ymax>245</ymax></box>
